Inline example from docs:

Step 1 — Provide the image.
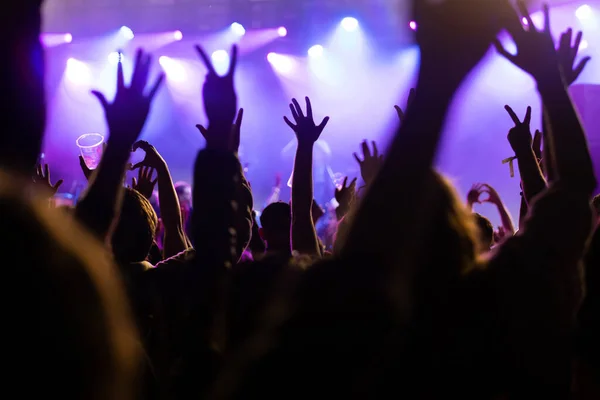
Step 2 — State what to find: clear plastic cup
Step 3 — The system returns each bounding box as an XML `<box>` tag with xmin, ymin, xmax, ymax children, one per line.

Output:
<box><xmin>76</xmin><ymin>133</ymin><xmax>104</xmax><ymax>169</ymax></box>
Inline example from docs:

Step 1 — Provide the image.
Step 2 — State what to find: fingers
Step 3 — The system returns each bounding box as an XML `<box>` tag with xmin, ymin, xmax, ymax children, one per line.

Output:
<box><xmin>291</xmin><ymin>98</ymin><xmax>304</xmax><ymax>118</ymax></box>
<box><xmin>91</xmin><ymin>90</ymin><xmax>109</xmax><ymax>110</ymax></box>
<box><xmin>542</xmin><ymin>3</ymin><xmax>551</xmax><ymax>33</ymax></box>
<box><xmin>195</xmin><ymin>45</ymin><xmax>217</xmax><ymax>76</ymax></box>
<box><xmin>305</xmin><ymin>97</ymin><xmax>313</xmax><ymax>120</ymax></box>
<box><xmin>131</xmin><ymin>162</ymin><xmax>144</xmax><ymax>170</ymax></box>
<box><xmin>372</xmin><ymin>141</ymin><xmax>379</xmax><ymax>158</ymax></box>
<box><xmin>572</xmin><ymin>31</ymin><xmax>583</xmax><ymax>59</ymax></box>
<box><xmin>117</xmin><ymin>55</ymin><xmax>125</xmax><ymax>90</ymax></box>
<box><xmin>407</xmin><ymin>88</ymin><xmax>416</xmax><ymax>106</ymax></box>
<box><xmin>227</xmin><ymin>44</ymin><xmax>238</xmax><ymax>78</ymax></box>
<box><xmin>131</xmin><ymin>50</ymin><xmax>150</xmax><ymax>92</ymax></box>
<box><xmin>572</xmin><ymin>56</ymin><xmax>591</xmax><ymax>82</ymax></box>
<box><xmin>349</xmin><ymin>177</ymin><xmax>358</xmax><ymax>189</ymax></box>
<box><xmin>342</xmin><ymin>176</ymin><xmax>348</xmax><ymax>188</ymax></box>
<box><xmin>132</xmin><ymin>177</ymin><xmax>137</xmax><ymax>187</ymax></box>
<box><xmin>283</xmin><ymin>116</ymin><xmax>296</xmax><ymax>130</ymax></box>
<box><xmin>317</xmin><ymin>116</ymin><xmax>330</xmax><ymax>131</ymax></box>
<box><xmin>504</xmin><ymin>105</ymin><xmax>520</xmax><ymax>125</ymax></box>
<box><xmin>196</xmin><ymin>124</ymin><xmax>209</xmax><ymax>139</ymax></box>
<box><xmin>147</xmin><ymin>73</ymin><xmax>165</xmax><ymax>100</ymax></box>
<box><xmin>132</xmin><ymin>140</ymin><xmax>150</xmax><ymax>152</ymax></box>
<box><xmin>361</xmin><ymin>140</ymin><xmax>371</xmax><ymax>159</ymax></box>
<box><xmin>36</xmin><ymin>164</ymin><xmax>42</xmax><ymax>179</ymax></box>
<box><xmin>524</xmin><ymin>106</ymin><xmax>532</xmax><ymax>126</ymax></box>
<box><xmin>517</xmin><ymin>0</ymin><xmax>535</xmax><ymax>31</ymax></box>
<box><xmin>44</xmin><ymin>164</ymin><xmax>50</xmax><ymax>181</ymax></box>
<box><xmin>54</xmin><ymin>179</ymin><xmax>64</xmax><ymax>191</ymax></box>
<box><xmin>289</xmin><ymin>103</ymin><xmax>300</xmax><ymax>121</ymax></box>
<box><xmin>394</xmin><ymin>105</ymin><xmax>405</xmax><ymax>121</ymax></box>
<box><xmin>353</xmin><ymin>152</ymin><xmax>363</xmax><ymax>165</ymax></box>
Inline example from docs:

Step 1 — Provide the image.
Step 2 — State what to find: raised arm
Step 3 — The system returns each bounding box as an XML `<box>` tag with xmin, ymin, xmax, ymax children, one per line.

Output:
<box><xmin>496</xmin><ymin>5</ymin><xmax>596</xmax><ymax>195</ymax></box>
<box><xmin>76</xmin><ymin>50</ymin><xmax>164</xmax><ymax>239</ymax></box>
<box><xmin>340</xmin><ymin>0</ymin><xmax>516</xmax><ymax>261</ymax></box>
<box><xmin>284</xmin><ymin>97</ymin><xmax>329</xmax><ymax>256</ymax></box>
<box><xmin>131</xmin><ymin>141</ymin><xmax>189</xmax><ymax>258</ymax></box>
<box><xmin>504</xmin><ymin>105</ymin><xmax>547</xmax><ymax>204</ymax></box>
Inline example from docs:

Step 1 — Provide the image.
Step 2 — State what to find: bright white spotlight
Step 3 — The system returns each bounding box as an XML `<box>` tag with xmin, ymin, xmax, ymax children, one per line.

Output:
<box><xmin>308</xmin><ymin>45</ymin><xmax>324</xmax><ymax>58</ymax></box>
<box><xmin>65</xmin><ymin>58</ymin><xmax>91</xmax><ymax>84</ymax></box>
<box><xmin>580</xmin><ymin>39</ymin><xmax>588</xmax><ymax>50</ymax></box>
<box><xmin>341</xmin><ymin>17</ymin><xmax>359</xmax><ymax>32</ymax></box>
<box><xmin>278</xmin><ymin>27</ymin><xmax>288</xmax><ymax>37</ymax></box>
<box><xmin>120</xmin><ymin>26</ymin><xmax>134</xmax><ymax>40</ymax></box>
<box><xmin>576</xmin><ymin>5</ymin><xmax>592</xmax><ymax>20</ymax></box>
<box><xmin>173</xmin><ymin>30</ymin><xmax>183</xmax><ymax>41</ymax></box>
<box><xmin>267</xmin><ymin>52</ymin><xmax>293</xmax><ymax>74</ymax></box>
<box><xmin>64</xmin><ymin>33</ymin><xmax>73</xmax><ymax>43</ymax></box>
<box><xmin>159</xmin><ymin>56</ymin><xmax>186</xmax><ymax>82</ymax></box>
<box><xmin>409</xmin><ymin>21</ymin><xmax>417</xmax><ymax>31</ymax></box>
<box><xmin>108</xmin><ymin>51</ymin><xmax>123</xmax><ymax>65</ymax></box>
<box><xmin>231</xmin><ymin>22</ymin><xmax>246</xmax><ymax>36</ymax></box>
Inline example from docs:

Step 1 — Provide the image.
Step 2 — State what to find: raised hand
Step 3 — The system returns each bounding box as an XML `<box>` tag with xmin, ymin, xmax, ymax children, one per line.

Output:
<box><xmin>394</xmin><ymin>88</ymin><xmax>416</xmax><ymax>123</ymax></box>
<box><xmin>353</xmin><ymin>140</ymin><xmax>383</xmax><ymax>187</ymax></box>
<box><xmin>494</xmin><ymin>2</ymin><xmax>559</xmax><ymax>81</ymax></box>
<box><xmin>556</xmin><ymin>28</ymin><xmax>591</xmax><ymax>86</ymax></box>
<box><xmin>131</xmin><ymin>166</ymin><xmax>157</xmax><ymax>199</ymax></box>
<box><xmin>480</xmin><ymin>183</ymin><xmax>502</xmax><ymax>206</ymax></box>
<box><xmin>467</xmin><ymin>183</ymin><xmax>485</xmax><ymax>208</ymax></box>
<box><xmin>130</xmin><ymin>140</ymin><xmax>166</xmax><ymax>170</ymax></box>
<box><xmin>92</xmin><ymin>49</ymin><xmax>164</xmax><ymax>147</ymax></box>
<box><xmin>505</xmin><ymin>105</ymin><xmax>533</xmax><ymax>153</ymax></box>
<box><xmin>335</xmin><ymin>176</ymin><xmax>357</xmax><ymax>208</ymax></box>
<box><xmin>33</xmin><ymin>163</ymin><xmax>63</xmax><ymax>196</ymax></box>
<box><xmin>195</xmin><ymin>44</ymin><xmax>238</xmax><ymax>136</ymax></box>
<box><xmin>284</xmin><ymin>97</ymin><xmax>330</xmax><ymax>145</ymax></box>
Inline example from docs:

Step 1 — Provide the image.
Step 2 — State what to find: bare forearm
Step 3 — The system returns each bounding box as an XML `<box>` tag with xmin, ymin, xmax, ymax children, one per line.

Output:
<box><xmin>538</xmin><ymin>75</ymin><xmax>597</xmax><ymax>194</ymax></box>
<box><xmin>495</xmin><ymin>202</ymin><xmax>515</xmax><ymax>236</ymax></box>
<box><xmin>75</xmin><ymin>144</ymin><xmax>129</xmax><ymax>239</ymax></box>
<box><xmin>291</xmin><ymin>143</ymin><xmax>319</xmax><ymax>255</ymax></box>
<box><xmin>516</xmin><ymin>147</ymin><xmax>547</xmax><ymax>204</ymax></box>
<box><xmin>156</xmin><ymin>163</ymin><xmax>188</xmax><ymax>258</ymax></box>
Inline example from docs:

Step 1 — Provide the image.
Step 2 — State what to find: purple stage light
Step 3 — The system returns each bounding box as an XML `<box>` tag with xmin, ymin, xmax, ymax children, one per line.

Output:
<box><xmin>308</xmin><ymin>45</ymin><xmax>323</xmax><ymax>58</ymax></box>
<box><xmin>231</xmin><ymin>22</ymin><xmax>246</xmax><ymax>36</ymax></box>
<box><xmin>120</xmin><ymin>26</ymin><xmax>134</xmax><ymax>40</ymax></box>
<box><xmin>409</xmin><ymin>21</ymin><xmax>417</xmax><ymax>31</ymax></box>
<box><xmin>278</xmin><ymin>27</ymin><xmax>288</xmax><ymax>37</ymax></box>
<box><xmin>576</xmin><ymin>4</ymin><xmax>592</xmax><ymax>20</ymax></box>
<box><xmin>159</xmin><ymin>56</ymin><xmax>186</xmax><ymax>82</ymax></box>
<box><xmin>65</xmin><ymin>58</ymin><xmax>91</xmax><ymax>84</ymax></box>
<box><xmin>174</xmin><ymin>30</ymin><xmax>183</xmax><ymax>41</ymax></box>
<box><xmin>341</xmin><ymin>17</ymin><xmax>359</xmax><ymax>32</ymax></box>
<box><xmin>64</xmin><ymin>33</ymin><xmax>73</xmax><ymax>43</ymax></box>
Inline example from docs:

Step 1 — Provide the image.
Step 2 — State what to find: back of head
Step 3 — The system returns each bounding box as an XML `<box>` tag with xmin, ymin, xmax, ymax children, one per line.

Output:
<box><xmin>0</xmin><ymin>173</ymin><xmax>138</xmax><ymax>400</ymax></box>
<box><xmin>260</xmin><ymin>201</ymin><xmax>291</xmax><ymax>251</ymax></box>
<box><xmin>111</xmin><ymin>188</ymin><xmax>157</xmax><ymax>264</ymax></box>
<box><xmin>473</xmin><ymin>212</ymin><xmax>494</xmax><ymax>252</ymax></box>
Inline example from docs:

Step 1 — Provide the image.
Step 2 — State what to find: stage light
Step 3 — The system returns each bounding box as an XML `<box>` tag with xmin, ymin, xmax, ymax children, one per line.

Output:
<box><xmin>580</xmin><ymin>39</ymin><xmax>588</xmax><ymax>50</ymax></box>
<box><xmin>173</xmin><ymin>30</ymin><xmax>183</xmax><ymax>41</ymax></box>
<box><xmin>267</xmin><ymin>52</ymin><xmax>294</xmax><ymax>74</ymax></box>
<box><xmin>341</xmin><ymin>17</ymin><xmax>359</xmax><ymax>32</ymax></box>
<box><xmin>576</xmin><ymin>5</ymin><xmax>592</xmax><ymax>20</ymax></box>
<box><xmin>409</xmin><ymin>21</ymin><xmax>417</xmax><ymax>31</ymax></box>
<box><xmin>522</xmin><ymin>17</ymin><xmax>528</xmax><ymax>25</ymax></box>
<box><xmin>278</xmin><ymin>27</ymin><xmax>288</xmax><ymax>37</ymax></box>
<box><xmin>231</xmin><ymin>22</ymin><xmax>246</xmax><ymax>36</ymax></box>
<box><xmin>66</xmin><ymin>58</ymin><xmax>91</xmax><ymax>84</ymax></box>
<box><xmin>211</xmin><ymin>50</ymin><xmax>230</xmax><ymax>75</ymax></box>
<box><xmin>108</xmin><ymin>51</ymin><xmax>123</xmax><ymax>65</ymax></box>
<box><xmin>159</xmin><ymin>56</ymin><xmax>186</xmax><ymax>82</ymax></box>
<box><xmin>308</xmin><ymin>44</ymin><xmax>323</xmax><ymax>58</ymax></box>
<box><xmin>64</xmin><ymin>33</ymin><xmax>73</xmax><ymax>43</ymax></box>
<box><xmin>120</xmin><ymin>26</ymin><xmax>134</xmax><ymax>40</ymax></box>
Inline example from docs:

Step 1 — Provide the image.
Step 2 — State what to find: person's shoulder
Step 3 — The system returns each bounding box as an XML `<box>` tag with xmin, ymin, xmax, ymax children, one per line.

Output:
<box><xmin>150</xmin><ymin>248</ymin><xmax>196</xmax><ymax>276</ymax></box>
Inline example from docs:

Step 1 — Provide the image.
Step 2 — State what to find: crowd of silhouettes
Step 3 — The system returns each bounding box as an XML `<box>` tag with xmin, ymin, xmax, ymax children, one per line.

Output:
<box><xmin>2</xmin><ymin>0</ymin><xmax>600</xmax><ymax>399</ymax></box>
